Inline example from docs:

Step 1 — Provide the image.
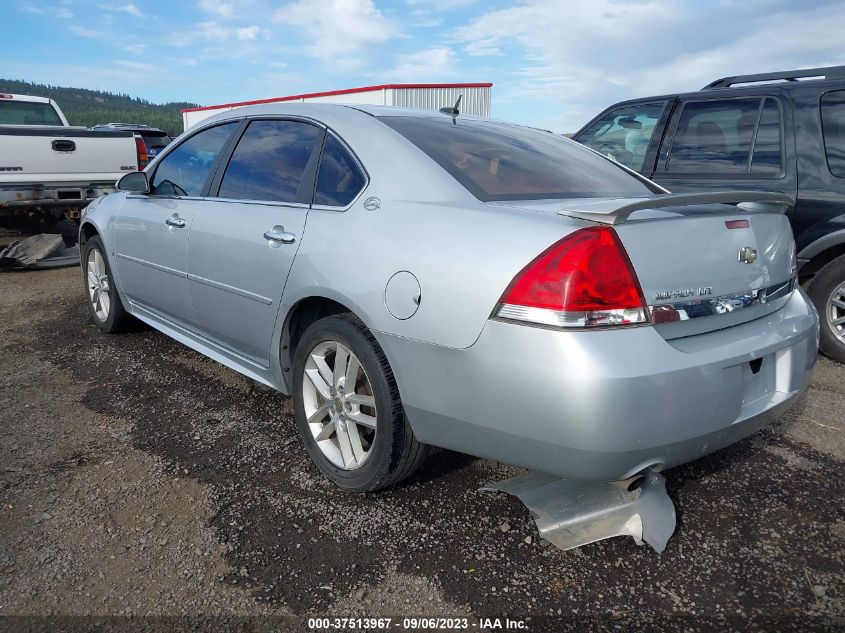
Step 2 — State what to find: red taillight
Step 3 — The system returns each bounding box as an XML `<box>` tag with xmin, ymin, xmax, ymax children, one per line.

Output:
<box><xmin>725</xmin><ymin>219</ymin><xmax>750</xmax><ymax>229</ymax></box>
<box><xmin>0</xmin><ymin>94</ymin><xmax>13</xmax><ymax>99</ymax></box>
<box><xmin>135</xmin><ymin>136</ymin><xmax>148</xmax><ymax>170</ymax></box>
<box><xmin>496</xmin><ymin>226</ymin><xmax>648</xmax><ymax>328</ymax></box>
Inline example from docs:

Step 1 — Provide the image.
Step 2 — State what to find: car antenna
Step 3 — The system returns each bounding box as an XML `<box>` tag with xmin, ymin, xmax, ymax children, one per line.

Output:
<box><xmin>439</xmin><ymin>95</ymin><xmax>462</xmax><ymax>124</ymax></box>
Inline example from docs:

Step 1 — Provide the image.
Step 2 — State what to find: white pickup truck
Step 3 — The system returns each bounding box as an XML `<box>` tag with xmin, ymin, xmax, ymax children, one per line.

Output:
<box><xmin>0</xmin><ymin>93</ymin><xmax>145</xmax><ymax>226</ymax></box>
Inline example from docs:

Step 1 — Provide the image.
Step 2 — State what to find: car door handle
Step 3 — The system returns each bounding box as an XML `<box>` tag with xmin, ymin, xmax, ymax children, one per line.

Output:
<box><xmin>165</xmin><ymin>216</ymin><xmax>186</xmax><ymax>228</ymax></box>
<box><xmin>263</xmin><ymin>229</ymin><xmax>296</xmax><ymax>244</ymax></box>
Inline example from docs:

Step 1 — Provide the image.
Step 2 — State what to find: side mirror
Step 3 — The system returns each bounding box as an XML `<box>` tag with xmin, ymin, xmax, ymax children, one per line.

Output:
<box><xmin>117</xmin><ymin>171</ymin><xmax>150</xmax><ymax>194</ymax></box>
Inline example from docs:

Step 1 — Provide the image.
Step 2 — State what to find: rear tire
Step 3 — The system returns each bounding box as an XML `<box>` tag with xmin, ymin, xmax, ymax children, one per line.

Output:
<box><xmin>807</xmin><ymin>254</ymin><xmax>845</xmax><ymax>363</ymax></box>
<box><xmin>292</xmin><ymin>313</ymin><xmax>429</xmax><ymax>491</ymax></box>
<box><xmin>82</xmin><ymin>235</ymin><xmax>134</xmax><ymax>334</ymax></box>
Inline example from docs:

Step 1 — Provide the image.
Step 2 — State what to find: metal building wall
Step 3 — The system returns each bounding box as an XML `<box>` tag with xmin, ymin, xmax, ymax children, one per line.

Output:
<box><xmin>182</xmin><ymin>84</ymin><xmax>492</xmax><ymax>131</ymax></box>
<box><xmin>391</xmin><ymin>86</ymin><xmax>491</xmax><ymax>117</ymax></box>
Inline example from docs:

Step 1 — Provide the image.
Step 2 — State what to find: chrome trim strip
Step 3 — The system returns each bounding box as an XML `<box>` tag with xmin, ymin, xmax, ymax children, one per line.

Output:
<box><xmin>116</xmin><ymin>253</ymin><xmax>186</xmax><ymax>278</ymax></box>
<box><xmin>187</xmin><ymin>273</ymin><xmax>273</xmax><ymax>305</ymax></box>
<box><xmin>649</xmin><ymin>278</ymin><xmax>795</xmax><ymax>323</ymax></box>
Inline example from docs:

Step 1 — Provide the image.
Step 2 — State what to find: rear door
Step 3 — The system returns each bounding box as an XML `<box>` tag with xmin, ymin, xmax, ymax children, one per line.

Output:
<box><xmin>651</xmin><ymin>94</ymin><xmax>798</xmax><ymax>203</ymax></box>
<box><xmin>186</xmin><ymin>118</ymin><xmax>325</xmax><ymax>365</ymax></box>
<box><xmin>573</xmin><ymin>100</ymin><xmax>670</xmax><ymax>176</ymax></box>
<box><xmin>114</xmin><ymin>121</ymin><xmax>240</xmax><ymax>328</ymax></box>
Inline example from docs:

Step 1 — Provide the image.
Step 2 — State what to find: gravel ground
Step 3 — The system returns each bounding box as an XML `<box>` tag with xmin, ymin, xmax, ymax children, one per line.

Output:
<box><xmin>0</xmin><ymin>267</ymin><xmax>842</xmax><ymax>631</ymax></box>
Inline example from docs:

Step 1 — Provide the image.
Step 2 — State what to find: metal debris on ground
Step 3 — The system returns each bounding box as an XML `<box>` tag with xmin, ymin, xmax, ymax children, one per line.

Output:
<box><xmin>482</xmin><ymin>469</ymin><xmax>676</xmax><ymax>553</ymax></box>
<box><xmin>0</xmin><ymin>234</ymin><xmax>79</xmax><ymax>270</ymax></box>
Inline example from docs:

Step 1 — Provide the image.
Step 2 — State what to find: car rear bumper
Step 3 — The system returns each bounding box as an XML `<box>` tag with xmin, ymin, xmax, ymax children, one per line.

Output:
<box><xmin>380</xmin><ymin>288</ymin><xmax>819</xmax><ymax>481</ymax></box>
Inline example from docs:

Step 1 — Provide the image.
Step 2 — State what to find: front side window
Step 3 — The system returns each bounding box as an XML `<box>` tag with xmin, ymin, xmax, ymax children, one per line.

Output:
<box><xmin>218</xmin><ymin>120</ymin><xmax>323</xmax><ymax>203</ymax></box>
<box><xmin>667</xmin><ymin>98</ymin><xmax>782</xmax><ymax>174</ymax></box>
<box><xmin>0</xmin><ymin>100</ymin><xmax>63</xmax><ymax>126</ymax></box>
<box><xmin>821</xmin><ymin>90</ymin><xmax>845</xmax><ymax>178</ymax></box>
<box><xmin>378</xmin><ymin>115</ymin><xmax>659</xmax><ymax>202</ymax></box>
<box><xmin>314</xmin><ymin>134</ymin><xmax>366</xmax><ymax>206</ymax></box>
<box><xmin>149</xmin><ymin>122</ymin><xmax>238</xmax><ymax>197</ymax></box>
<box><xmin>576</xmin><ymin>102</ymin><xmax>666</xmax><ymax>171</ymax></box>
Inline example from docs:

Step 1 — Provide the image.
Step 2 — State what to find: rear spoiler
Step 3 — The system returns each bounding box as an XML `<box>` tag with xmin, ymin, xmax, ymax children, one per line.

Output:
<box><xmin>558</xmin><ymin>191</ymin><xmax>795</xmax><ymax>226</ymax></box>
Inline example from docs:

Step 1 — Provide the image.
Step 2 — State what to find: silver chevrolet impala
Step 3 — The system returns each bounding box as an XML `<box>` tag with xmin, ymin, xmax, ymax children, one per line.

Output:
<box><xmin>79</xmin><ymin>103</ymin><xmax>819</xmax><ymax>492</ymax></box>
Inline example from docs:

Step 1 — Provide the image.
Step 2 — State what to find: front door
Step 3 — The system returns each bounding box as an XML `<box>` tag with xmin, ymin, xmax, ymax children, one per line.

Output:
<box><xmin>187</xmin><ymin>119</ymin><xmax>324</xmax><ymax>364</ymax></box>
<box><xmin>114</xmin><ymin>121</ymin><xmax>240</xmax><ymax>329</ymax></box>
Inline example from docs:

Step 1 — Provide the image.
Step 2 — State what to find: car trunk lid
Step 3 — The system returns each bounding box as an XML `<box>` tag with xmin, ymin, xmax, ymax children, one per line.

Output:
<box><xmin>497</xmin><ymin>192</ymin><xmax>797</xmax><ymax>339</ymax></box>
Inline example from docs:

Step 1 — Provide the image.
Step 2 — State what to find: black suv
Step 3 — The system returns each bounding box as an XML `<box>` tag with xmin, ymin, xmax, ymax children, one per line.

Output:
<box><xmin>574</xmin><ymin>66</ymin><xmax>845</xmax><ymax>362</ymax></box>
<box><xmin>89</xmin><ymin>123</ymin><xmax>172</xmax><ymax>160</ymax></box>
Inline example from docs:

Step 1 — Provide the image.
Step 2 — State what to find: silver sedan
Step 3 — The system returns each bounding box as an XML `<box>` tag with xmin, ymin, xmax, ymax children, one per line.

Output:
<box><xmin>79</xmin><ymin>103</ymin><xmax>819</xmax><ymax>491</ymax></box>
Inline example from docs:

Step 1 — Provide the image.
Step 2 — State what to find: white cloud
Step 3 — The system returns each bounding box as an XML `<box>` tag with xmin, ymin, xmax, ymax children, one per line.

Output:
<box><xmin>70</xmin><ymin>25</ymin><xmax>101</xmax><ymax>38</ymax></box>
<box><xmin>272</xmin><ymin>0</ymin><xmax>398</xmax><ymax>59</ymax></box>
<box><xmin>122</xmin><ymin>43</ymin><xmax>148</xmax><ymax>54</ymax></box>
<box><xmin>451</xmin><ymin>0</ymin><xmax>845</xmax><ymax>131</ymax></box>
<box><xmin>97</xmin><ymin>3</ymin><xmax>144</xmax><ymax>18</ymax></box>
<box><xmin>196</xmin><ymin>21</ymin><xmax>265</xmax><ymax>41</ymax></box>
<box><xmin>56</xmin><ymin>8</ymin><xmax>74</xmax><ymax>18</ymax></box>
<box><xmin>198</xmin><ymin>0</ymin><xmax>234</xmax><ymax>18</ymax></box>
<box><xmin>385</xmin><ymin>47</ymin><xmax>457</xmax><ymax>82</ymax></box>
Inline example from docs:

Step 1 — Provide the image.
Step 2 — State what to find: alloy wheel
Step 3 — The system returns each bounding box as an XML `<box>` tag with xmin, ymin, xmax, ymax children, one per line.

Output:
<box><xmin>301</xmin><ymin>340</ymin><xmax>377</xmax><ymax>470</ymax></box>
<box><xmin>827</xmin><ymin>281</ymin><xmax>845</xmax><ymax>344</ymax></box>
<box><xmin>86</xmin><ymin>249</ymin><xmax>111</xmax><ymax>322</ymax></box>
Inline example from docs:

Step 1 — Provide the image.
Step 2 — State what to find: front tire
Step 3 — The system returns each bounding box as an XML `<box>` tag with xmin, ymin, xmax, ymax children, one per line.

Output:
<box><xmin>292</xmin><ymin>314</ymin><xmax>429</xmax><ymax>491</ymax></box>
<box><xmin>82</xmin><ymin>235</ymin><xmax>133</xmax><ymax>333</ymax></box>
<box><xmin>807</xmin><ymin>254</ymin><xmax>845</xmax><ymax>363</ymax></box>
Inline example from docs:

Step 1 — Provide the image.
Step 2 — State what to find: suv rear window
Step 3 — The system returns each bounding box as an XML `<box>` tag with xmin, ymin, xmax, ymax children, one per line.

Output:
<box><xmin>821</xmin><ymin>91</ymin><xmax>845</xmax><ymax>178</ymax></box>
<box><xmin>0</xmin><ymin>101</ymin><xmax>63</xmax><ymax>126</ymax></box>
<box><xmin>378</xmin><ymin>116</ymin><xmax>658</xmax><ymax>202</ymax></box>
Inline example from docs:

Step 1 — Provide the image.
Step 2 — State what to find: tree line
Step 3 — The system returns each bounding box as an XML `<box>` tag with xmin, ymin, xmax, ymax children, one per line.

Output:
<box><xmin>0</xmin><ymin>79</ymin><xmax>198</xmax><ymax>136</ymax></box>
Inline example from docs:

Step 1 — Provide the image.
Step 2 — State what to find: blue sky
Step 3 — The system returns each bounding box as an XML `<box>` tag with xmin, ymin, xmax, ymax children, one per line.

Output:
<box><xmin>3</xmin><ymin>0</ymin><xmax>845</xmax><ymax>132</ymax></box>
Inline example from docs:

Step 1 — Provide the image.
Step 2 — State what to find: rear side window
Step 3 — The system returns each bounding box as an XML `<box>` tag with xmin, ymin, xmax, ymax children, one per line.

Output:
<box><xmin>821</xmin><ymin>90</ymin><xmax>845</xmax><ymax>178</ymax></box>
<box><xmin>667</xmin><ymin>98</ymin><xmax>782</xmax><ymax>175</ymax></box>
<box><xmin>149</xmin><ymin>122</ymin><xmax>238</xmax><ymax>197</ymax></box>
<box><xmin>378</xmin><ymin>116</ymin><xmax>658</xmax><ymax>202</ymax></box>
<box><xmin>314</xmin><ymin>134</ymin><xmax>366</xmax><ymax>206</ymax></box>
<box><xmin>576</xmin><ymin>101</ymin><xmax>666</xmax><ymax>172</ymax></box>
<box><xmin>0</xmin><ymin>100</ymin><xmax>63</xmax><ymax>126</ymax></box>
<box><xmin>218</xmin><ymin>120</ymin><xmax>323</xmax><ymax>203</ymax></box>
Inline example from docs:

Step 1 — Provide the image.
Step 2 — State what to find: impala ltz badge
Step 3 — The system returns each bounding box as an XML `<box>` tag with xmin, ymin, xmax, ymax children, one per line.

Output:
<box><xmin>738</xmin><ymin>246</ymin><xmax>758</xmax><ymax>264</ymax></box>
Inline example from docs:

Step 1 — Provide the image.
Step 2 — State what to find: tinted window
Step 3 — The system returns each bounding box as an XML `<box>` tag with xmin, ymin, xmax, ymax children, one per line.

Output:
<box><xmin>142</xmin><ymin>133</ymin><xmax>171</xmax><ymax>150</ymax></box>
<box><xmin>821</xmin><ymin>90</ymin><xmax>845</xmax><ymax>178</ymax></box>
<box><xmin>150</xmin><ymin>122</ymin><xmax>238</xmax><ymax>197</ymax></box>
<box><xmin>218</xmin><ymin>120</ymin><xmax>322</xmax><ymax>203</ymax></box>
<box><xmin>668</xmin><ymin>98</ymin><xmax>762</xmax><ymax>173</ymax></box>
<box><xmin>379</xmin><ymin>116</ymin><xmax>658</xmax><ymax>202</ymax></box>
<box><xmin>750</xmin><ymin>98</ymin><xmax>782</xmax><ymax>175</ymax></box>
<box><xmin>576</xmin><ymin>102</ymin><xmax>665</xmax><ymax>171</ymax></box>
<box><xmin>0</xmin><ymin>101</ymin><xmax>63</xmax><ymax>126</ymax></box>
<box><xmin>314</xmin><ymin>134</ymin><xmax>366</xmax><ymax>206</ymax></box>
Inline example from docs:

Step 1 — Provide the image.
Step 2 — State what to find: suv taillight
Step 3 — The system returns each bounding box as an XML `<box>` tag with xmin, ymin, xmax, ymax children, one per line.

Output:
<box><xmin>135</xmin><ymin>136</ymin><xmax>148</xmax><ymax>170</ymax></box>
<box><xmin>495</xmin><ymin>226</ymin><xmax>649</xmax><ymax>328</ymax></box>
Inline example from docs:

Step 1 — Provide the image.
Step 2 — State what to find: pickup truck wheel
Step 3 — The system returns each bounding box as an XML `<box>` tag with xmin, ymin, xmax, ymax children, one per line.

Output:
<box><xmin>82</xmin><ymin>235</ymin><xmax>133</xmax><ymax>333</ymax></box>
<box><xmin>808</xmin><ymin>254</ymin><xmax>845</xmax><ymax>363</ymax></box>
<box><xmin>292</xmin><ymin>314</ymin><xmax>430</xmax><ymax>491</ymax></box>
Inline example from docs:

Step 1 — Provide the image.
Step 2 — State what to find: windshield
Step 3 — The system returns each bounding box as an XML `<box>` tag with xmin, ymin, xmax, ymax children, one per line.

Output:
<box><xmin>0</xmin><ymin>100</ymin><xmax>63</xmax><ymax>126</ymax></box>
<box><xmin>377</xmin><ymin>115</ymin><xmax>658</xmax><ymax>202</ymax></box>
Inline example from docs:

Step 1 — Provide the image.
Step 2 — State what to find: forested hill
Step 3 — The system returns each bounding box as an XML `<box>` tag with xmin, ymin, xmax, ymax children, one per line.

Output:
<box><xmin>0</xmin><ymin>79</ymin><xmax>198</xmax><ymax>136</ymax></box>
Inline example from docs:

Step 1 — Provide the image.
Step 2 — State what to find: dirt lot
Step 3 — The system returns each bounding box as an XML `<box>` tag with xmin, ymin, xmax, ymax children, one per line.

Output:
<box><xmin>1</xmin><ymin>266</ymin><xmax>843</xmax><ymax>630</ymax></box>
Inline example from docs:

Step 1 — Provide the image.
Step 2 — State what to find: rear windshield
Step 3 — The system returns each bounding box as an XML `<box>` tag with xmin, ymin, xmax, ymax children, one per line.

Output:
<box><xmin>377</xmin><ymin>115</ymin><xmax>658</xmax><ymax>201</ymax></box>
<box><xmin>0</xmin><ymin>100</ymin><xmax>63</xmax><ymax>126</ymax></box>
<box><xmin>142</xmin><ymin>133</ymin><xmax>171</xmax><ymax>149</ymax></box>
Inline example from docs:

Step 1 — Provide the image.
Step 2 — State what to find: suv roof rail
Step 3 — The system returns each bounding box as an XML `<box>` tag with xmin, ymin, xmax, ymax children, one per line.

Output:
<box><xmin>703</xmin><ymin>65</ymin><xmax>845</xmax><ymax>89</ymax></box>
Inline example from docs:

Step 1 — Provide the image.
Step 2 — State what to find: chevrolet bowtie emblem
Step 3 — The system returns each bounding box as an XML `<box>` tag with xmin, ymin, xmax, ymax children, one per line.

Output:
<box><xmin>738</xmin><ymin>246</ymin><xmax>758</xmax><ymax>264</ymax></box>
